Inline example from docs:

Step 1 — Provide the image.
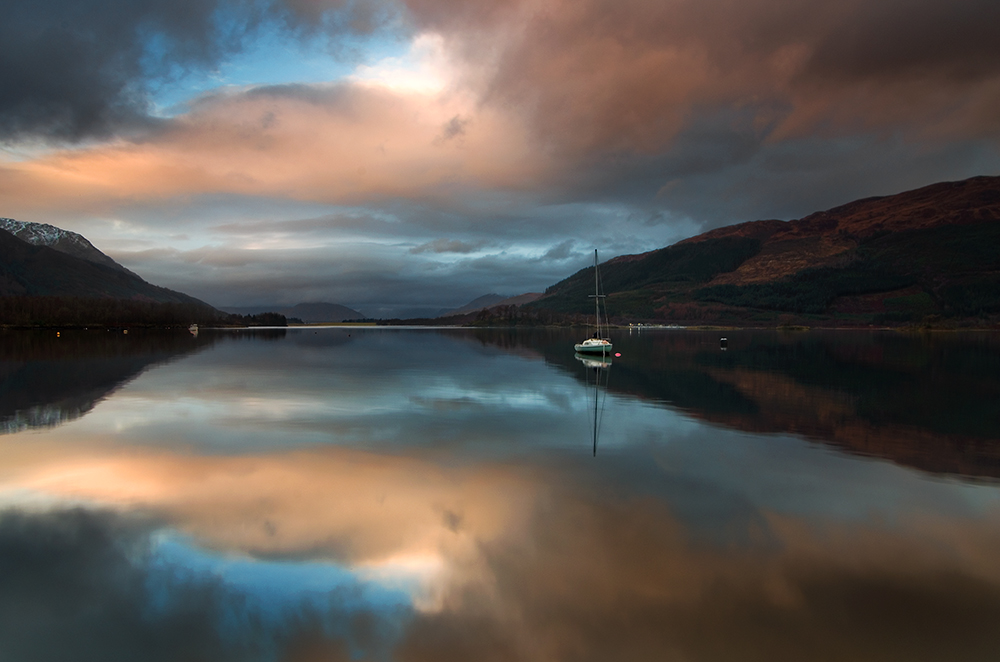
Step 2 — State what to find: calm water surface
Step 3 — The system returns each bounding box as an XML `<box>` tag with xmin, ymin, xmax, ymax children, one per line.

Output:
<box><xmin>2</xmin><ymin>327</ymin><xmax>1000</xmax><ymax>661</ymax></box>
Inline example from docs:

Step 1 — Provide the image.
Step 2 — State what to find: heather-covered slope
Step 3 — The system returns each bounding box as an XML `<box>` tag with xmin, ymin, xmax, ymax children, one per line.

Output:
<box><xmin>533</xmin><ymin>176</ymin><xmax>1000</xmax><ymax>325</ymax></box>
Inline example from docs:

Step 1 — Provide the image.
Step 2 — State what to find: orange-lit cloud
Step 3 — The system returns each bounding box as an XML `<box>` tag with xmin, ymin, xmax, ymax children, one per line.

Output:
<box><xmin>0</xmin><ymin>82</ymin><xmax>545</xmax><ymax>215</ymax></box>
<box><xmin>7</xmin><ymin>0</ymin><xmax>999</xmax><ymax>219</ymax></box>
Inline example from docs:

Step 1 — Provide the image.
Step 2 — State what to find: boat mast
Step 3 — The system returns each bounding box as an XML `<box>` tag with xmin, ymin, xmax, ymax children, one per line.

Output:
<box><xmin>593</xmin><ymin>249</ymin><xmax>600</xmax><ymax>336</ymax></box>
<box><xmin>587</xmin><ymin>249</ymin><xmax>608</xmax><ymax>341</ymax></box>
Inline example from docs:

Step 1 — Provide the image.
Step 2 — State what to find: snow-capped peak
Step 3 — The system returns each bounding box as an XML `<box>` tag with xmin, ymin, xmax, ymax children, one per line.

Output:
<box><xmin>0</xmin><ymin>217</ymin><xmax>132</xmax><ymax>274</ymax></box>
<box><xmin>1</xmin><ymin>218</ymin><xmax>90</xmax><ymax>248</ymax></box>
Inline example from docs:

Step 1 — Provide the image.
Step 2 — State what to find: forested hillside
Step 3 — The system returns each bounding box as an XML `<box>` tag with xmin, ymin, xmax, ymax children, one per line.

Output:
<box><xmin>532</xmin><ymin>176</ymin><xmax>1000</xmax><ymax>326</ymax></box>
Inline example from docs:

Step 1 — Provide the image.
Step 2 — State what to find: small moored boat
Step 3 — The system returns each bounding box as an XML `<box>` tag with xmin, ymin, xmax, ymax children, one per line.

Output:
<box><xmin>574</xmin><ymin>249</ymin><xmax>613</xmax><ymax>356</ymax></box>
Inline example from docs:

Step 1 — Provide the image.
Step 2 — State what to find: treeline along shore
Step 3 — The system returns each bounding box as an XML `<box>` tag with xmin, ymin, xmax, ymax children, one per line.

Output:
<box><xmin>0</xmin><ymin>296</ymin><xmax>287</xmax><ymax>328</ymax></box>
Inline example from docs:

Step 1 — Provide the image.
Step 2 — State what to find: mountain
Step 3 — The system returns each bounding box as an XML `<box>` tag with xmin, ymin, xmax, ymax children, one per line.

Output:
<box><xmin>223</xmin><ymin>302</ymin><xmax>364</xmax><ymax>323</ymax></box>
<box><xmin>0</xmin><ymin>218</ymin><xmax>136</xmax><ymax>276</ymax></box>
<box><xmin>0</xmin><ymin>226</ymin><xmax>207</xmax><ymax>304</ymax></box>
<box><xmin>0</xmin><ymin>220</ymin><xmax>229</xmax><ymax>326</ymax></box>
<box><xmin>533</xmin><ymin>175</ymin><xmax>1000</xmax><ymax>326</ymax></box>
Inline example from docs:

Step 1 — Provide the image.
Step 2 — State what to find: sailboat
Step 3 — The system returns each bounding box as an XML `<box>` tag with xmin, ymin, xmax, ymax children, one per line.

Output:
<box><xmin>574</xmin><ymin>249</ymin><xmax>613</xmax><ymax>355</ymax></box>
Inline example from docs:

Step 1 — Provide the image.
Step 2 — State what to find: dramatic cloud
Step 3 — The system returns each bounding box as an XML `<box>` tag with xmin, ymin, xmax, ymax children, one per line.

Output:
<box><xmin>1</xmin><ymin>0</ymin><xmax>998</xmax><ymax>309</ymax></box>
<box><xmin>406</xmin><ymin>0</ymin><xmax>1000</xmax><ymax>149</ymax></box>
<box><xmin>1</xmin><ymin>0</ymin><xmax>242</xmax><ymax>141</ymax></box>
<box><xmin>0</xmin><ymin>0</ymin><xmax>400</xmax><ymax>142</ymax></box>
<box><xmin>0</xmin><ymin>81</ymin><xmax>543</xmax><ymax>209</ymax></box>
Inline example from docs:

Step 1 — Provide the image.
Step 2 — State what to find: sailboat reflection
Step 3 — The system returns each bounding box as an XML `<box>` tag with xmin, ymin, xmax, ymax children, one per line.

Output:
<box><xmin>575</xmin><ymin>352</ymin><xmax>611</xmax><ymax>456</ymax></box>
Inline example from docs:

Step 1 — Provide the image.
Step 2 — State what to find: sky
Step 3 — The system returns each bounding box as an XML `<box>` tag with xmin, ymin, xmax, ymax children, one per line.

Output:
<box><xmin>2</xmin><ymin>0</ymin><xmax>999</xmax><ymax>317</ymax></box>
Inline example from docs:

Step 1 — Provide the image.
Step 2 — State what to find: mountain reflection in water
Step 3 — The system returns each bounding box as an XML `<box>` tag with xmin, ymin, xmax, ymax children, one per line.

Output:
<box><xmin>0</xmin><ymin>327</ymin><xmax>999</xmax><ymax>661</ymax></box>
<box><xmin>0</xmin><ymin>328</ymin><xmax>219</xmax><ymax>434</ymax></box>
<box><xmin>530</xmin><ymin>328</ymin><xmax>1000</xmax><ymax>480</ymax></box>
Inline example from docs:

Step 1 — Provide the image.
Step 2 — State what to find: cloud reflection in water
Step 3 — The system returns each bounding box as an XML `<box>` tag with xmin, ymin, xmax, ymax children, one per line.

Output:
<box><xmin>1</xmin><ymin>328</ymin><xmax>1000</xmax><ymax>660</ymax></box>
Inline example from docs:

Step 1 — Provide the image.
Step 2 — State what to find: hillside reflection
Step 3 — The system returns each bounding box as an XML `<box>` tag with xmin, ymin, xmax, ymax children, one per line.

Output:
<box><xmin>475</xmin><ymin>328</ymin><xmax>1000</xmax><ymax>480</ymax></box>
<box><xmin>0</xmin><ymin>329</ymin><xmax>218</xmax><ymax>434</ymax></box>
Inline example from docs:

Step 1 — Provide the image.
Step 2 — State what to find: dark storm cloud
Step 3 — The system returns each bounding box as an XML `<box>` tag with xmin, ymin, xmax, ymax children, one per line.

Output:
<box><xmin>418</xmin><ymin>0</ymin><xmax>1000</xmax><ymax>151</ymax></box>
<box><xmin>798</xmin><ymin>0</ymin><xmax>1000</xmax><ymax>82</ymax></box>
<box><xmin>398</xmin><ymin>0</ymin><xmax>1000</xmax><ymax>227</ymax></box>
<box><xmin>0</xmin><ymin>0</ymin><xmax>391</xmax><ymax>142</ymax></box>
<box><xmin>550</xmin><ymin>117</ymin><xmax>1000</xmax><ymax>228</ymax></box>
<box><xmin>1</xmin><ymin>0</ymin><xmax>234</xmax><ymax>141</ymax></box>
<box><xmin>653</xmin><ymin>135</ymin><xmax>1000</xmax><ymax>226</ymax></box>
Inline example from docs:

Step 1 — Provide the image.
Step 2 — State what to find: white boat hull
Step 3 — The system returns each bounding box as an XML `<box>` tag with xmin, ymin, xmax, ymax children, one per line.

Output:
<box><xmin>575</xmin><ymin>339</ymin><xmax>613</xmax><ymax>354</ymax></box>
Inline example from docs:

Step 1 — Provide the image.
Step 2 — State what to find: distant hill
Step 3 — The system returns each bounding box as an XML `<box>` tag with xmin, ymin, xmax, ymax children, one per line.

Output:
<box><xmin>223</xmin><ymin>302</ymin><xmax>364</xmax><ymax>323</ymax></box>
<box><xmin>532</xmin><ymin>175</ymin><xmax>1000</xmax><ymax>326</ymax></box>
<box><xmin>496</xmin><ymin>292</ymin><xmax>543</xmax><ymax>307</ymax></box>
<box><xmin>436</xmin><ymin>293</ymin><xmax>542</xmax><ymax>318</ymax></box>
<box><xmin>438</xmin><ymin>293</ymin><xmax>509</xmax><ymax>317</ymax></box>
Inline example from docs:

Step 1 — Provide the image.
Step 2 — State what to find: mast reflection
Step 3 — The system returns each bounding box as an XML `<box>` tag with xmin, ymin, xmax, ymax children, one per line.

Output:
<box><xmin>576</xmin><ymin>352</ymin><xmax>611</xmax><ymax>456</ymax></box>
